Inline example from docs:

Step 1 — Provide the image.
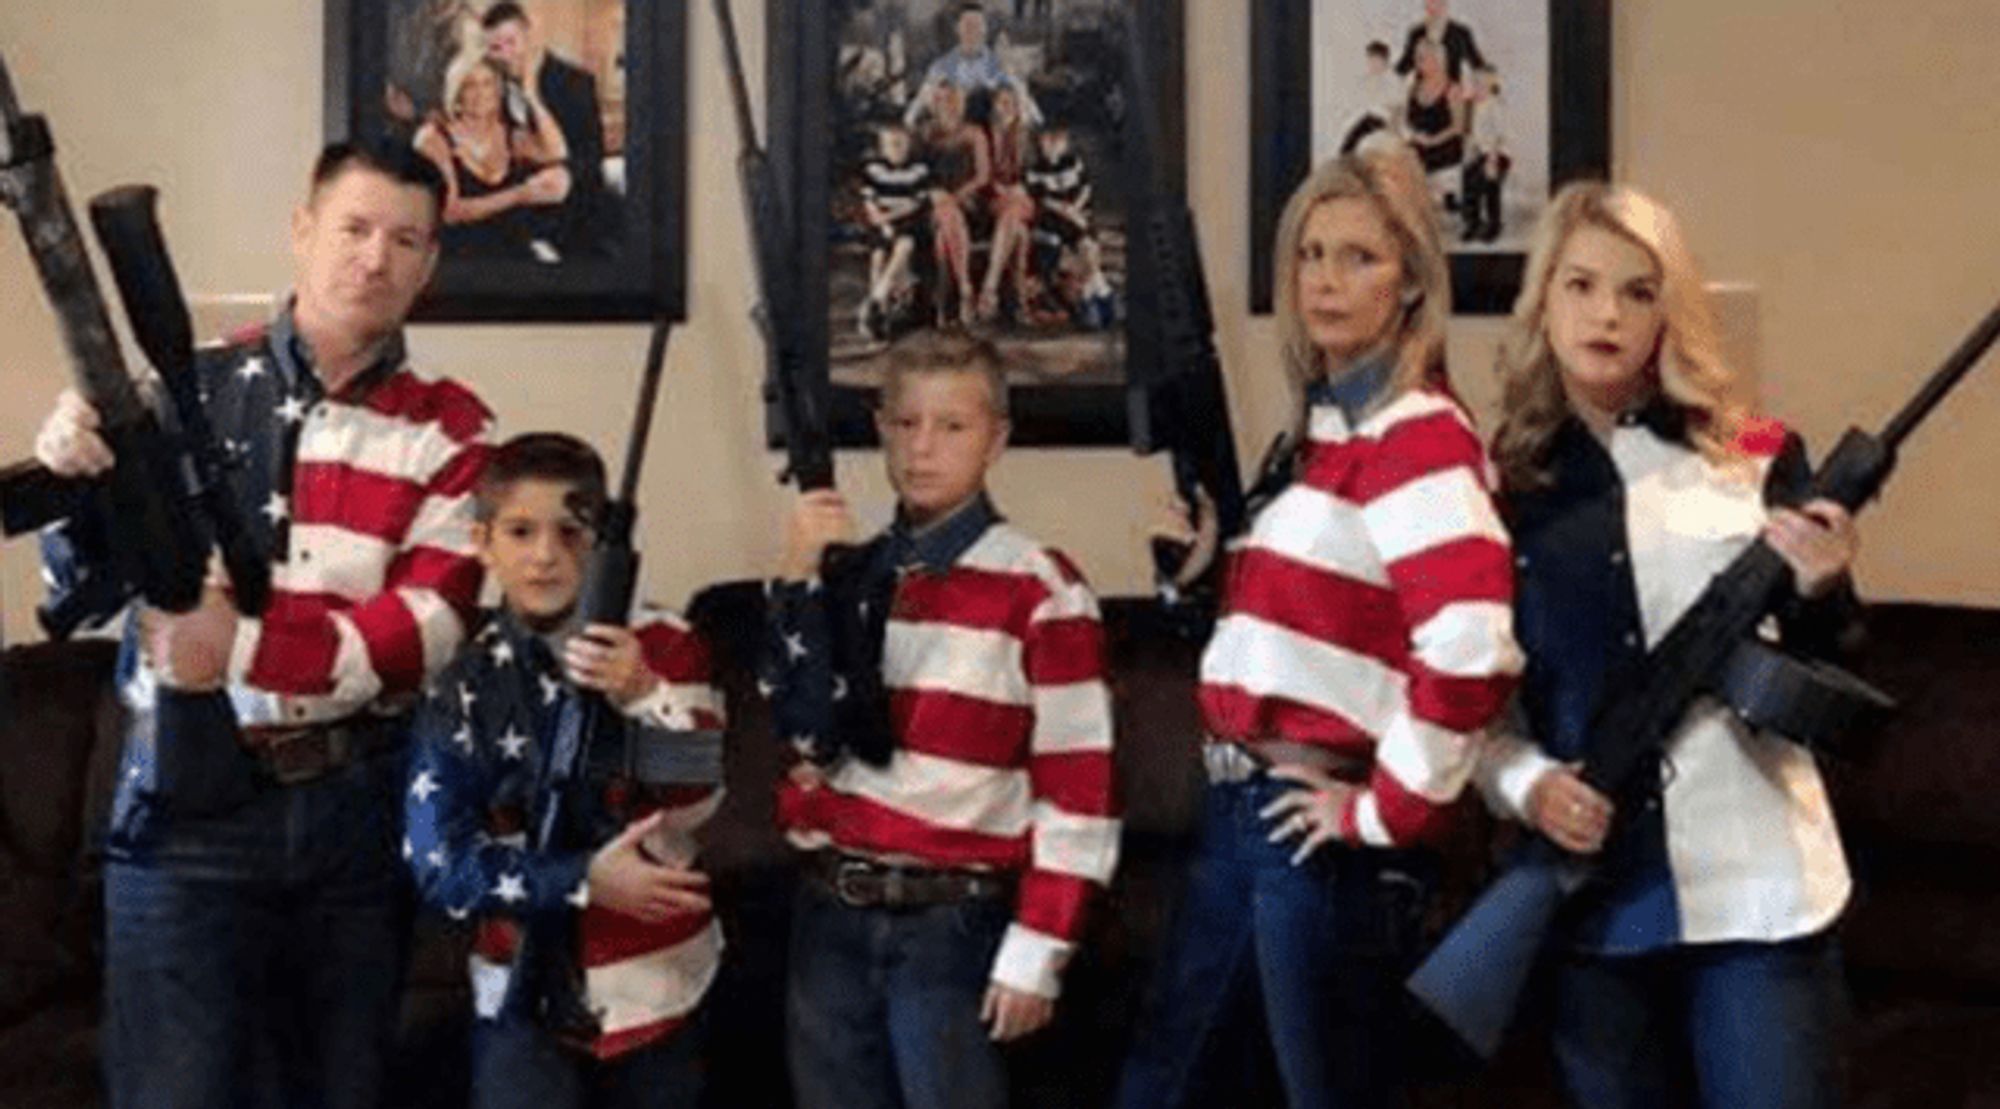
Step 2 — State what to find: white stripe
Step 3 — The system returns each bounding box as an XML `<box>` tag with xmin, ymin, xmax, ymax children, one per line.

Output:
<box><xmin>405</xmin><ymin>586</ymin><xmax>464</xmax><ymax>679</ymax></box>
<box><xmin>404</xmin><ymin>491</ymin><xmax>478</xmax><ymax>556</ymax></box>
<box><xmin>1239</xmin><ymin>484</ymin><xmax>1391</xmax><ymax>586</ymax></box>
<box><xmin>883</xmin><ymin>622</ymin><xmax>1027</xmax><ymax>706</ymax></box>
<box><xmin>1360</xmin><ymin>388</ymin><xmax>1468</xmax><ymax>436</ymax></box>
<box><xmin>1307</xmin><ymin>405</ymin><xmax>1353</xmax><ymax>443</ymax></box>
<box><xmin>468</xmin><ymin>954</ymin><xmax>512</xmax><ymax>1020</ymax></box>
<box><xmin>1409</xmin><ymin>601</ymin><xmax>1522</xmax><ymax>678</ymax></box>
<box><xmin>1372</xmin><ymin>710</ymin><xmax>1475</xmax><ymax>802</ymax></box>
<box><xmin>1030</xmin><ymin>803</ymin><xmax>1120</xmax><ymax>883</ymax></box>
<box><xmin>832</xmin><ymin>749</ymin><xmax>1032</xmax><ymax>837</ymax></box>
<box><xmin>1360</xmin><ymin>466</ymin><xmax>1507</xmax><ymax>565</ymax></box>
<box><xmin>989</xmin><ymin>922</ymin><xmax>1071</xmax><ymax>999</ymax></box>
<box><xmin>1201</xmin><ymin>614</ymin><xmax>1406</xmax><ymax>738</ymax></box>
<box><xmin>295</xmin><ymin>399</ymin><xmax>466</xmax><ymax>486</ymax></box>
<box><xmin>628</xmin><ymin>680</ymin><xmax>724</xmax><ymax>730</ymax></box>
<box><xmin>956</xmin><ymin>523</ymin><xmax>1042</xmax><ymax>574</ymax></box>
<box><xmin>1351</xmin><ymin>791</ymin><xmax>1393</xmax><ymax>847</ymax></box>
<box><xmin>281</xmin><ymin>524</ymin><xmax>393</xmax><ymax>600</ymax></box>
<box><xmin>1030</xmin><ymin>681</ymin><xmax>1113</xmax><ymax>754</ymax></box>
<box><xmin>326</xmin><ymin>608</ymin><xmax>386</xmax><ymax>709</ymax></box>
<box><xmin>586</xmin><ymin>920</ymin><xmax>724</xmax><ymax>1035</ymax></box>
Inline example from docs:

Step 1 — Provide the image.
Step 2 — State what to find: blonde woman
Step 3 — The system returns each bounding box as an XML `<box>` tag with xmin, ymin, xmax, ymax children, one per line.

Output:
<box><xmin>1115</xmin><ymin>146</ymin><xmax>1521</xmax><ymax>1109</ymax></box>
<box><xmin>413</xmin><ymin>51</ymin><xmax>570</xmax><ymax>259</ymax></box>
<box><xmin>1478</xmin><ymin>182</ymin><xmax>1858</xmax><ymax>1108</ymax></box>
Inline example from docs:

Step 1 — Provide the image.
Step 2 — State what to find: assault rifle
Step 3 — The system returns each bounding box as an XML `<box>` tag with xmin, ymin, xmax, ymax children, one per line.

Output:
<box><xmin>1119</xmin><ymin>2</ymin><xmax>1247</xmax><ymax>595</ymax></box>
<box><xmin>712</xmin><ymin>0</ymin><xmax>835</xmax><ymax>492</ymax></box>
<box><xmin>1407</xmin><ymin>303</ymin><xmax>2000</xmax><ymax>1060</ymax></box>
<box><xmin>0</xmin><ymin>51</ymin><xmax>267</xmax><ymax>636</ymax></box>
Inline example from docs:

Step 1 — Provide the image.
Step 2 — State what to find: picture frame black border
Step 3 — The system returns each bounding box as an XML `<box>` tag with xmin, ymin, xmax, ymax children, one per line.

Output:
<box><xmin>1248</xmin><ymin>0</ymin><xmax>1609</xmax><ymax>315</ymax></box>
<box><xmin>324</xmin><ymin>0</ymin><xmax>688</xmax><ymax>322</ymax></box>
<box><xmin>765</xmin><ymin>0</ymin><xmax>1185</xmax><ymax>449</ymax></box>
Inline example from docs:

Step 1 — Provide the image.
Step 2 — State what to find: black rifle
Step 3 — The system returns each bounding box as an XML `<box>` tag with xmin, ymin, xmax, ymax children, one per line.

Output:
<box><xmin>525</xmin><ymin>319</ymin><xmax>676</xmax><ymax>1043</ymax></box>
<box><xmin>1118</xmin><ymin>2</ymin><xmax>1247</xmax><ymax>596</ymax></box>
<box><xmin>712</xmin><ymin>0</ymin><xmax>835</xmax><ymax>493</ymax></box>
<box><xmin>1406</xmin><ymin>303</ymin><xmax>2000</xmax><ymax>1060</ymax></box>
<box><xmin>0</xmin><ymin>52</ymin><xmax>267</xmax><ymax>636</ymax></box>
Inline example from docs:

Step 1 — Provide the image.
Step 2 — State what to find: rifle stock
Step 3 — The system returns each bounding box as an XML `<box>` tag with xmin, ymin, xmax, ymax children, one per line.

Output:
<box><xmin>1408</xmin><ymin>302</ymin><xmax>2000</xmax><ymax>1058</ymax></box>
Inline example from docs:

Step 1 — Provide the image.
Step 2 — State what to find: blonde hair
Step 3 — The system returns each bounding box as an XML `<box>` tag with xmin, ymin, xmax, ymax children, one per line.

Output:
<box><xmin>442</xmin><ymin>50</ymin><xmax>506</xmax><ymax>118</ymax></box>
<box><xmin>1272</xmin><ymin>145</ymin><xmax>1451</xmax><ymax>430</ymax></box>
<box><xmin>1491</xmin><ymin>181</ymin><xmax>1745</xmax><ymax>491</ymax></box>
<box><xmin>880</xmin><ymin>330</ymin><xmax>1010</xmax><ymax>418</ymax></box>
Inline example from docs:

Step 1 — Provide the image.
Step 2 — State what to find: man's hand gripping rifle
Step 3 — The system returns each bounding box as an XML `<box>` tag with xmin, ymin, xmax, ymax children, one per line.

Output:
<box><xmin>0</xmin><ymin>50</ymin><xmax>267</xmax><ymax>637</ymax></box>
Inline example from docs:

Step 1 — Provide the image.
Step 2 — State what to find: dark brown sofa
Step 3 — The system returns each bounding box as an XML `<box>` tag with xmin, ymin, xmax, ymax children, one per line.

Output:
<box><xmin>1</xmin><ymin>595</ymin><xmax>1995</xmax><ymax>1107</ymax></box>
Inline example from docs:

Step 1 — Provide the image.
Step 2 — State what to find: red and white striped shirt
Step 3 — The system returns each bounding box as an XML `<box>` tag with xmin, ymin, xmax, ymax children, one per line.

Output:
<box><xmin>1200</xmin><ymin>388</ymin><xmax>1521</xmax><ymax>848</ymax></box>
<box><xmin>773</xmin><ymin>521</ymin><xmax>1119</xmax><ymax>999</ymax></box>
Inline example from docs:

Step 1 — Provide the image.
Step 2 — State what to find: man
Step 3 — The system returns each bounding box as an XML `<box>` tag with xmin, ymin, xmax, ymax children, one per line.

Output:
<box><xmin>33</xmin><ymin>141</ymin><xmax>492</xmax><ymax>1108</ymax></box>
<box><xmin>903</xmin><ymin>3</ymin><xmax>1042</xmax><ymax>128</ymax></box>
<box><xmin>1394</xmin><ymin>0</ymin><xmax>1489</xmax><ymax>88</ymax></box>
<box><xmin>482</xmin><ymin>1</ymin><xmax>615</xmax><ymax>255</ymax></box>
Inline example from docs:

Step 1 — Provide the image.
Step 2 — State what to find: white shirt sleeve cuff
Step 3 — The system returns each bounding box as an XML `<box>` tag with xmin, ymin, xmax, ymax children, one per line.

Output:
<box><xmin>228</xmin><ymin>615</ymin><xmax>264</xmax><ymax>685</ymax></box>
<box><xmin>1476</xmin><ymin>730</ymin><xmax>1562</xmax><ymax>823</ymax></box>
<box><xmin>988</xmin><ymin>922</ymin><xmax>1070</xmax><ymax>1001</ymax></box>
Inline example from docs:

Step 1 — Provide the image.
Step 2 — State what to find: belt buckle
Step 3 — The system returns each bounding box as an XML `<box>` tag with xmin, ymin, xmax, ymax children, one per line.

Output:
<box><xmin>263</xmin><ymin>732</ymin><xmax>328</xmax><ymax>785</ymax></box>
<box><xmin>833</xmin><ymin>858</ymin><xmax>878</xmax><ymax>908</ymax></box>
<box><xmin>1202</xmin><ymin>742</ymin><xmax>1261</xmax><ymax>785</ymax></box>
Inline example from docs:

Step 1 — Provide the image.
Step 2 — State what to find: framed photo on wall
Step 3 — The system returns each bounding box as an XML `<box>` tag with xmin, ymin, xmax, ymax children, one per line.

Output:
<box><xmin>325</xmin><ymin>0</ymin><xmax>686</xmax><ymax>321</ymax></box>
<box><xmin>1249</xmin><ymin>0</ymin><xmax>1608</xmax><ymax>314</ymax></box>
<box><xmin>766</xmin><ymin>0</ymin><xmax>1184</xmax><ymax>448</ymax></box>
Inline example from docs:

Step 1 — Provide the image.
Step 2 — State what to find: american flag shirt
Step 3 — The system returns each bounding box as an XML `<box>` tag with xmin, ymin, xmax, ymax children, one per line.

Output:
<box><xmin>1199</xmin><ymin>360</ymin><xmax>1522</xmax><ymax>849</ymax></box>
<box><xmin>41</xmin><ymin>304</ymin><xmax>491</xmax><ymax>828</ymax></box>
<box><xmin>405</xmin><ymin>604</ymin><xmax>727</xmax><ymax>1059</ymax></box>
<box><xmin>762</xmin><ymin>494</ymin><xmax>1120</xmax><ymax>1001</ymax></box>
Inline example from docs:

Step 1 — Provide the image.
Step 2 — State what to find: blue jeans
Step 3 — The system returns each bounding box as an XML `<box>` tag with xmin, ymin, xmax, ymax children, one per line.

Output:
<box><xmin>1115</xmin><ymin>777</ymin><xmax>1433</xmax><ymax>1109</ymax></box>
<box><xmin>470</xmin><ymin>1010</ymin><xmax>704</xmax><ymax>1109</ymax></box>
<box><xmin>102</xmin><ymin>747</ymin><xmax>409</xmax><ymax>1109</ymax></box>
<box><xmin>785</xmin><ymin>880</ymin><xmax>1012</xmax><ymax>1109</ymax></box>
<box><xmin>1551</xmin><ymin>934</ymin><xmax>1845</xmax><ymax>1109</ymax></box>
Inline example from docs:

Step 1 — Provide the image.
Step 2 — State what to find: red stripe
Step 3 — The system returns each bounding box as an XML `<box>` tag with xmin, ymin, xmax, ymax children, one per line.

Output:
<box><xmin>892</xmin><ymin>566</ymin><xmax>1042</xmax><ymax>633</ymax></box>
<box><xmin>292</xmin><ymin>462</ymin><xmax>425</xmax><ymax>541</ymax></box>
<box><xmin>1042</xmin><ymin>548</ymin><xmax>1091</xmax><ymax>587</ymax></box>
<box><xmin>1015</xmin><ymin>869</ymin><xmax>1094</xmax><ymax>941</ymax></box>
<box><xmin>1027</xmin><ymin>751</ymin><xmax>1115</xmax><ymax>817</ymax></box>
<box><xmin>385</xmin><ymin>547</ymin><xmax>484</xmax><ymax>616</ymax></box>
<box><xmin>805</xmin><ymin>792</ymin><xmax>1028</xmax><ymax>870</ymax></box>
<box><xmin>1339</xmin><ymin>406</ymin><xmax>1486</xmax><ymax>504</ymax></box>
<box><xmin>428</xmin><ymin>442</ymin><xmax>489</xmax><ymax>496</ymax></box>
<box><xmin>247</xmin><ymin>594</ymin><xmax>342</xmax><ymax>694</ymax></box>
<box><xmin>636</xmin><ymin>621</ymin><xmax>713</xmax><ymax>686</ymax></box>
<box><xmin>1369</xmin><ymin>771</ymin><xmax>1464</xmax><ymax>847</ymax></box>
<box><xmin>1223</xmin><ymin>548</ymin><xmax>1408</xmax><ymax>667</ymax></box>
<box><xmin>362</xmin><ymin>371</ymin><xmax>493</xmax><ymax>443</ymax></box>
<box><xmin>1197</xmin><ymin>684</ymin><xmax>1376</xmax><ymax>749</ymax></box>
<box><xmin>1384</xmin><ymin>535</ymin><xmax>1514</xmax><ymax>631</ymax></box>
<box><xmin>1734</xmin><ymin>415</ymin><xmax>1789</xmax><ymax>459</ymax></box>
<box><xmin>580</xmin><ymin>905</ymin><xmax>713</xmax><ymax>965</ymax></box>
<box><xmin>894</xmin><ymin>688</ymin><xmax>1031</xmax><ymax>766</ymax></box>
<box><xmin>348</xmin><ymin>592</ymin><xmax>425</xmax><ymax>694</ymax></box>
<box><xmin>1024</xmin><ymin>615</ymin><xmax>1105</xmax><ymax>686</ymax></box>
<box><xmin>1408</xmin><ymin>663</ymin><xmax>1516</xmax><ymax>733</ymax></box>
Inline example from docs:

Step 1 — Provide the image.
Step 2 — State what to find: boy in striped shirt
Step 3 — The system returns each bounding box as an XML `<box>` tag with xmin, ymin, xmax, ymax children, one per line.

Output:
<box><xmin>762</xmin><ymin>333</ymin><xmax>1119</xmax><ymax>1109</ymax></box>
<box><xmin>405</xmin><ymin>433</ymin><xmax>724</xmax><ymax>1108</ymax></box>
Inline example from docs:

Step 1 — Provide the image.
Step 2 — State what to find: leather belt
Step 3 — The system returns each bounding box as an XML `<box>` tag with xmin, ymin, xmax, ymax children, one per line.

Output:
<box><xmin>240</xmin><ymin>720</ymin><xmax>399</xmax><ymax>785</ymax></box>
<box><xmin>1203</xmin><ymin>739</ymin><xmax>1371</xmax><ymax>785</ymax></box>
<box><xmin>807</xmin><ymin>852</ymin><xmax>1013</xmax><ymax>910</ymax></box>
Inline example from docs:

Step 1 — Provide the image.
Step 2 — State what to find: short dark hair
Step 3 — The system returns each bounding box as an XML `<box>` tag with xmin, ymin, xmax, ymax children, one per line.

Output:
<box><xmin>309</xmin><ymin>140</ymin><xmax>447</xmax><ymax>226</ymax></box>
<box><xmin>480</xmin><ymin>2</ymin><xmax>530</xmax><ymax>31</ymax></box>
<box><xmin>1365</xmin><ymin>40</ymin><xmax>1391</xmax><ymax>59</ymax></box>
<box><xmin>474</xmin><ymin>432</ymin><xmax>609</xmax><ymax>525</ymax></box>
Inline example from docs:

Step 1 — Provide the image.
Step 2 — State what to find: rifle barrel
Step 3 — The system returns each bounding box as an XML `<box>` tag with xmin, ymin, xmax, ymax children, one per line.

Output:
<box><xmin>615</xmin><ymin>320</ymin><xmax>672</xmax><ymax>505</ymax></box>
<box><xmin>712</xmin><ymin>0</ymin><xmax>761</xmax><ymax>151</ymax></box>
<box><xmin>1880</xmin><ymin>302</ymin><xmax>2000</xmax><ymax>452</ymax></box>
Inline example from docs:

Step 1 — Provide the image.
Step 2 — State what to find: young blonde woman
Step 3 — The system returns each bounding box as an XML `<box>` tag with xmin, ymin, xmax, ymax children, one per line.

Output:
<box><xmin>1477</xmin><ymin>182</ymin><xmax>1858</xmax><ymax>1108</ymax></box>
<box><xmin>1115</xmin><ymin>145</ymin><xmax>1521</xmax><ymax>1109</ymax></box>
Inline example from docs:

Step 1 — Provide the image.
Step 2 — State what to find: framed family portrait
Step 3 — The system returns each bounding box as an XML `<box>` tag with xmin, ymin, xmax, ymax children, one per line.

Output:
<box><xmin>766</xmin><ymin>0</ymin><xmax>1185</xmax><ymax>448</ymax></box>
<box><xmin>324</xmin><ymin>0</ymin><xmax>687</xmax><ymax>321</ymax></box>
<box><xmin>1250</xmin><ymin>0</ymin><xmax>1609</xmax><ymax>314</ymax></box>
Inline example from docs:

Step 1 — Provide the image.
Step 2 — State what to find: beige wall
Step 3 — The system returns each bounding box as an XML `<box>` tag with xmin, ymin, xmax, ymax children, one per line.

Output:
<box><xmin>3</xmin><ymin>1</ymin><xmax>1997</xmax><ymax>642</ymax></box>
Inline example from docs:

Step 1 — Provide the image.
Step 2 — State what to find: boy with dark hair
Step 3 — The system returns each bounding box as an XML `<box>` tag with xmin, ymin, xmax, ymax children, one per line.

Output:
<box><xmin>1023</xmin><ymin>122</ymin><xmax>1116</xmax><ymax>329</ymax></box>
<box><xmin>1340</xmin><ymin>40</ymin><xmax>1403</xmax><ymax>154</ymax></box>
<box><xmin>405</xmin><ymin>432</ymin><xmax>725</xmax><ymax>1109</ymax></box>
<box><xmin>763</xmin><ymin>333</ymin><xmax>1120</xmax><ymax>1109</ymax></box>
<box><xmin>858</xmin><ymin>122</ymin><xmax>933</xmax><ymax>341</ymax></box>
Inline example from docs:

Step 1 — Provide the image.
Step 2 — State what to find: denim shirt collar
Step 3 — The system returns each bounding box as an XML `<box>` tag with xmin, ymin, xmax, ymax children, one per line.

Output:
<box><xmin>887</xmin><ymin>492</ymin><xmax>1001</xmax><ymax>573</ymax></box>
<box><xmin>1305</xmin><ymin>349</ymin><xmax>1397</xmax><ymax>427</ymax></box>
<box><xmin>269</xmin><ymin>299</ymin><xmax>407</xmax><ymax>403</ymax></box>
